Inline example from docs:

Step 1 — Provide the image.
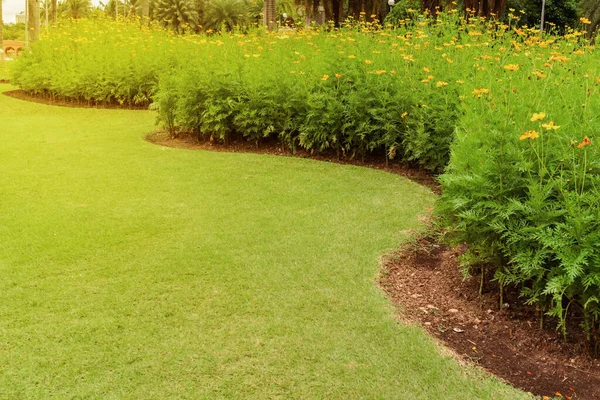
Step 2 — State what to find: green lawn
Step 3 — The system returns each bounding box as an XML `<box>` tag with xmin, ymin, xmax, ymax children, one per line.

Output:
<box><xmin>0</xmin><ymin>84</ymin><xmax>526</xmax><ymax>399</ymax></box>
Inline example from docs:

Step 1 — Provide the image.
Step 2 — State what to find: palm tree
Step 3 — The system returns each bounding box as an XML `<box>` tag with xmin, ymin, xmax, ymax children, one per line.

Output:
<box><xmin>203</xmin><ymin>0</ymin><xmax>250</xmax><ymax>30</ymax></box>
<box><xmin>59</xmin><ymin>0</ymin><xmax>92</xmax><ymax>19</ymax></box>
<box><xmin>100</xmin><ymin>0</ymin><xmax>121</xmax><ymax>18</ymax></box>
<box><xmin>152</xmin><ymin>0</ymin><xmax>199</xmax><ymax>32</ymax></box>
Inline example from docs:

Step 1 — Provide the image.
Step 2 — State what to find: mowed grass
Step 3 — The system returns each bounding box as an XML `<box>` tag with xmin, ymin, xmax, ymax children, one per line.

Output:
<box><xmin>0</xmin><ymin>85</ymin><xmax>525</xmax><ymax>399</ymax></box>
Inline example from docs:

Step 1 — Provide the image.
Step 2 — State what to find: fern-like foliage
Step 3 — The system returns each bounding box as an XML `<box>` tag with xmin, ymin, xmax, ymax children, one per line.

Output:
<box><xmin>202</xmin><ymin>0</ymin><xmax>249</xmax><ymax>31</ymax></box>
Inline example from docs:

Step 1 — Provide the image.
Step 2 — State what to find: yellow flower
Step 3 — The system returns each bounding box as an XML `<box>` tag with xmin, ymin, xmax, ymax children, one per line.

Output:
<box><xmin>573</xmin><ymin>49</ymin><xmax>585</xmax><ymax>55</ymax></box>
<box><xmin>520</xmin><ymin>130</ymin><xmax>540</xmax><ymax>140</ymax></box>
<box><xmin>541</xmin><ymin>121</ymin><xmax>560</xmax><ymax>130</ymax></box>
<box><xmin>423</xmin><ymin>67</ymin><xmax>430</xmax><ymax>73</ymax></box>
<box><xmin>472</xmin><ymin>88</ymin><xmax>490</xmax><ymax>96</ymax></box>
<box><xmin>401</xmin><ymin>112</ymin><xmax>408</xmax><ymax>119</ymax></box>
<box><xmin>375</xmin><ymin>70</ymin><xmax>387</xmax><ymax>75</ymax></box>
<box><xmin>321</xmin><ymin>74</ymin><xmax>330</xmax><ymax>81</ymax></box>
<box><xmin>456</xmin><ymin>80</ymin><xmax>464</xmax><ymax>84</ymax></box>
<box><xmin>335</xmin><ymin>73</ymin><xmax>342</xmax><ymax>79</ymax></box>
<box><xmin>421</xmin><ymin>78</ymin><xmax>430</xmax><ymax>83</ymax></box>
<box><xmin>533</xmin><ymin>71</ymin><xmax>547</xmax><ymax>79</ymax></box>
<box><xmin>436</xmin><ymin>81</ymin><xmax>449</xmax><ymax>88</ymax></box>
<box><xmin>580</xmin><ymin>17</ymin><xmax>592</xmax><ymax>25</ymax></box>
<box><xmin>504</xmin><ymin>64</ymin><xmax>519</xmax><ymax>71</ymax></box>
<box><xmin>348</xmin><ymin>55</ymin><xmax>356</xmax><ymax>59</ymax></box>
<box><xmin>364</xmin><ymin>59</ymin><xmax>373</xmax><ymax>64</ymax></box>
<box><xmin>530</xmin><ymin>112</ymin><xmax>546</xmax><ymax>122</ymax></box>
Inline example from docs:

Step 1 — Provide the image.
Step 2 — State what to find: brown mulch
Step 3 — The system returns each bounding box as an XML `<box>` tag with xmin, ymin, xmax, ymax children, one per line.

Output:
<box><xmin>0</xmin><ymin>79</ymin><xmax>10</xmax><ymax>84</ymax></box>
<box><xmin>145</xmin><ymin>130</ymin><xmax>440</xmax><ymax>193</ymax></box>
<box><xmin>3</xmin><ymin>89</ymin><xmax>149</xmax><ymax>110</ymax></box>
<box><xmin>381</xmin><ymin>236</ymin><xmax>600</xmax><ymax>400</ymax></box>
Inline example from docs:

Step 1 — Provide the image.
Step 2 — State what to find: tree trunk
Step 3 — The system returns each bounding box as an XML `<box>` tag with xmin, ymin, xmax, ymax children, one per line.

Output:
<box><xmin>421</xmin><ymin>0</ymin><xmax>439</xmax><ymax>15</ymax></box>
<box><xmin>142</xmin><ymin>0</ymin><xmax>150</xmax><ymax>18</ymax></box>
<box><xmin>264</xmin><ymin>0</ymin><xmax>276</xmax><ymax>30</ymax></box>
<box><xmin>0</xmin><ymin>0</ymin><xmax>4</xmax><ymax>61</ymax></box>
<box><xmin>305</xmin><ymin>0</ymin><xmax>312</xmax><ymax>27</ymax></box>
<box><xmin>324</xmin><ymin>1</ymin><xmax>332</xmax><ymax>23</ymax></box>
<box><xmin>349</xmin><ymin>0</ymin><xmax>362</xmax><ymax>20</ymax></box>
<box><xmin>28</xmin><ymin>0</ymin><xmax>41</xmax><ymax>43</ymax></box>
<box><xmin>51</xmin><ymin>0</ymin><xmax>57</xmax><ymax>24</ymax></box>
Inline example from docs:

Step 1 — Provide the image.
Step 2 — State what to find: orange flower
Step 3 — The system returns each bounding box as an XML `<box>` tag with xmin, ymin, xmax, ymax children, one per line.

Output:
<box><xmin>472</xmin><ymin>88</ymin><xmax>490</xmax><ymax>96</ymax></box>
<box><xmin>577</xmin><ymin>137</ymin><xmax>592</xmax><ymax>149</ymax></box>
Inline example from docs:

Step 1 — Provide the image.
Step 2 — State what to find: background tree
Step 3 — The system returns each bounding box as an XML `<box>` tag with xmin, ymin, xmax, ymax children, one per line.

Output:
<box><xmin>152</xmin><ymin>0</ymin><xmax>199</xmax><ymax>32</ymax></box>
<box><xmin>1</xmin><ymin>0</ymin><xmax>4</xmax><ymax>61</ymax></box>
<box><xmin>142</xmin><ymin>0</ymin><xmax>150</xmax><ymax>18</ymax></box>
<box><xmin>2</xmin><ymin>23</ymin><xmax>25</xmax><ymax>40</ymax></box>
<box><xmin>203</xmin><ymin>0</ymin><xmax>249</xmax><ymax>30</ymax></box>
<box><xmin>100</xmin><ymin>0</ymin><xmax>122</xmax><ymax>18</ymax></box>
<box><xmin>28</xmin><ymin>0</ymin><xmax>40</xmax><ymax>42</ymax></box>
<box><xmin>579</xmin><ymin>0</ymin><xmax>600</xmax><ymax>33</ymax></box>
<box><xmin>52</xmin><ymin>0</ymin><xmax>57</xmax><ymax>23</ymax></box>
<box><xmin>248</xmin><ymin>0</ymin><xmax>295</xmax><ymax>25</ymax></box>
<box><xmin>463</xmin><ymin>0</ymin><xmax>506</xmax><ymax>16</ymax></box>
<box><xmin>59</xmin><ymin>0</ymin><xmax>92</xmax><ymax>19</ymax></box>
<box><xmin>507</xmin><ymin>0</ymin><xmax>578</xmax><ymax>30</ymax></box>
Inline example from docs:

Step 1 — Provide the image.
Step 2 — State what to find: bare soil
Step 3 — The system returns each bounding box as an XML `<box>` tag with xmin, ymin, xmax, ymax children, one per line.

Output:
<box><xmin>3</xmin><ymin>89</ymin><xmax>149</xmax><ymax>110</ymax></box>
<box><xmin>145</xmin><ymin>130</ymin><xmax>440</xmax><ymax>193</ymax></box>
<box><xmin>380</xmin><ymin>237</ymin><xmax>600</xmax><ymax>400</ymax></box>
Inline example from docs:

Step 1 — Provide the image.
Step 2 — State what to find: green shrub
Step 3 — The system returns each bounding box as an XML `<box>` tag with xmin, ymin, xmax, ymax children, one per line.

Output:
<box><xmin>437</xmin><ymin>50</ymin><xmax>600</xmax><ymax>342</ymax></box>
